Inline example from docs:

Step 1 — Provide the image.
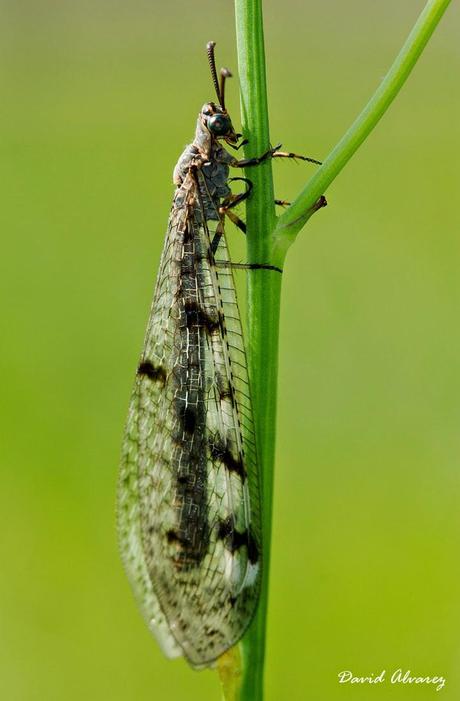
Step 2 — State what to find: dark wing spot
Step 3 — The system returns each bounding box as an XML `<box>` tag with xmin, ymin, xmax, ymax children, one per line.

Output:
<box><xmin>246</xmin><ymin>530</ymin><xmax>259</xmax><ymax>564</ymax></box>
<box><xmin>166</xmin><ymin>529</ymin><xmax>189</xmax><ymax>546</ymax></box>
<box><xmin>177</xmin><ymin>403</ymin><xmax>197</xmax><ymax>434</ymax></box>
<box><xmin>137</xmin><ymin>360</ymin><xmax>166</xmax><ymax>384</ymax></box>
<box><xmin>217</xmin><ymin>516</ymin><xmax>259</xmax><ymax>563</ymax></box>
<box><xmin>209</xmin><ymin>440</ymin><xmax>246</xmax><ymax>479</ymax></box>
<box><xmin>183</xmin><ymin>298</ymin><xmax>219</xmax><ymax>332</ymax></box>
<box><xmin>217</xmin><ymin>515</ymin><xmax>235</xmax><ymax>540</ymax></box>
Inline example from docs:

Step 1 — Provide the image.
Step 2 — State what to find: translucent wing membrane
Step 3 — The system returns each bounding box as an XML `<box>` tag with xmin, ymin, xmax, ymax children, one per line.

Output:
<box><xmin>118</xmin><ymin>170</ymin><xmax>261</xmax><ymax>667</ymax></box>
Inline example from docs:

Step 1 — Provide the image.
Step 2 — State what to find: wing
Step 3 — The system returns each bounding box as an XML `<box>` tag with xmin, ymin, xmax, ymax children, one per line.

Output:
<box><xmin>118</xmin><ymin>171</ymin><xmax>261</xmax><ymax>668</ymax></box>
<box><xmin>117</xmin><ymin>185</ymin><xmax>184</xmax><ymax>660</ymax></box>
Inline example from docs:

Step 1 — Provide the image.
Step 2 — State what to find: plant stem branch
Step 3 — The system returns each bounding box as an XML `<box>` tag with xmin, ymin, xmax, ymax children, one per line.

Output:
<box><xmin>273</xmin><ymin>0</ymin><xmax>452</xmax><ymax>265</ymax></box>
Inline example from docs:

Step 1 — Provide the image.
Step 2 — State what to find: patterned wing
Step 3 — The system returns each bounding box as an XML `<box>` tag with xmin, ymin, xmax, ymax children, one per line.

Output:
<box><xmin>118</xmin><ymin>184</ymin><xmax>184</xmax><ymax>660</ymax></box>
<box><xmin>118</xmin><ymin>171</ymin><xmax>261</xmax><ymax>668</ymax></box>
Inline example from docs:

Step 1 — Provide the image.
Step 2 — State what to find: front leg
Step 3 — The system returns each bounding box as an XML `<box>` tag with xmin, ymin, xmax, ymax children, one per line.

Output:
<box><xmin>225</xmin><ymin>136</ymin><xmax>249</xmax><ymax>152</ymax></box>
<box><xmin>226</xmin><ymin>144</ymin><xmax>322</xmax><ymax>168</ymax></box>
<box><xmin>229</xmin><ymin>144</ymin><xmax>282</xmax><ymax>168</ymax></box>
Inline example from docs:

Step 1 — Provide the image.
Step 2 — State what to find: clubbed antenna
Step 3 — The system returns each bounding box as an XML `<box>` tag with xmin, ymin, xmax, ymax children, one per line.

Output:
<box><xmin>207</xmin><ymin>41</ymin><xmax>222</xmax><ymax>105</ymax></box>
<box><xmin>219</xmin><ymin>68</ymin><xmax>232</xmax><ymax>111</ymax></box>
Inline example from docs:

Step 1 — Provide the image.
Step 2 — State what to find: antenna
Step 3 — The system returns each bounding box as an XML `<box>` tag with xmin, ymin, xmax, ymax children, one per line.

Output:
<box><xmin>206</xmin><ymin>42</ymin><xmax>222</xmax><ymax>105</ymax></box>
<box><xmin>219</xmin><ymin>68</ymin><xmax>232</xmax><ymax>111</ymax></box>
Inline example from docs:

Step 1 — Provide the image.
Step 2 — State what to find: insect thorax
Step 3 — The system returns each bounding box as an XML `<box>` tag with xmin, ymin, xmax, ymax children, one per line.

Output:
<box><xmin>173</xmin><ymin>118</ymin><xmax>233</xmax><ymax>222</ymax></box>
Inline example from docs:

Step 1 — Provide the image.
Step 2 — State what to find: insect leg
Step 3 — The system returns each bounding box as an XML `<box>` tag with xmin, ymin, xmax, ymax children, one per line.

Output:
<box><xmin>229</xmin><ymin>144</ymin><xmax>322</xmax><ymax>168</ymax></box>
<box><xmin>272</xmin><ymin>150</ymin><xmax>322</xmax><ymax>165</ymax></box>
<box><xmin>210</xmin><ymin>218</ymin><xmax>225</xmax><ymax>254</ymax></box>
<box><xmin>224</xmin><ymin>177</ymin><xmax>253</xmax><ymax>209</ymax></box>
<box><xmin>230</xmin><ymin>144</ymin><xmax>282</xmax><ymax>168</ymax></box>
<box><xmin>215</xmin><ymin>260</ymin><xmax>283</xmax><ymax>274</ymax></box>
<box><xmin>225</xmin><ymin>199</ymin><xmax>290</xmax><ymax>226</ymax></box>
<box><xmin>226</xmin><ymin>137</ymin><xmax>249</xmax><ymax>151</ymax></box>
<box><xmin>223</xmin><ymin>209</ymin><xmax>246</xmax><ymax>234</ymax></box>
<box><xmin>217</xmin><ymin>177</ymin><xmax>253</xmax><ymax>236</ymax></box>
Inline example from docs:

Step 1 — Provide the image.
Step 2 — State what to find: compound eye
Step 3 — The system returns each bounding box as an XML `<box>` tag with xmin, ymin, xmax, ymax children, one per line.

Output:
<box><xmin>207</xmin><ymin>113</ymin><xmax>231</xmax><ymax>135</ymax></box>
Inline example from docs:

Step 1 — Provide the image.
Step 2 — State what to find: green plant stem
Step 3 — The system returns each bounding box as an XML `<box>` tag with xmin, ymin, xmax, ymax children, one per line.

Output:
<box><xmin>234</xmin><ymin>1</ymin><xmax>278</xmax><ymax>700</ymax></box>
<box><xmin>227</xmin><ymin>0</ymin><xmax>451</xmax><ymax>698</ymax></box>
<box><xmin>273</xmin><ymin>0</ymin><xmax>453</xmax><ymax>264</ymax></box>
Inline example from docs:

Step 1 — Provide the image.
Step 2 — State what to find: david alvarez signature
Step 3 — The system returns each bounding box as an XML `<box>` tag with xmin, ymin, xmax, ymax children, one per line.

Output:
<box><xmin>338</xmin><ymin>669</ymin><xmax>446</xmax><ymax>691</ymax></box>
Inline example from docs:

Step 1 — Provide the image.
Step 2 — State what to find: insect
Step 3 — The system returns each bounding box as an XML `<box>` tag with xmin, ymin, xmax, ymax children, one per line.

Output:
<box><xmin>118</xmin><ymin>41</ymin><xmax>321</xmax><ymax>669</ymax></box>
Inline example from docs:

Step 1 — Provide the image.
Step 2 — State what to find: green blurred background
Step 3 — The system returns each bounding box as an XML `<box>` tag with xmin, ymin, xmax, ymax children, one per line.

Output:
<box><xmin>1</xmin><ymin>1</ymin><xmax>459</xmax><ymax>699</ymax></box>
